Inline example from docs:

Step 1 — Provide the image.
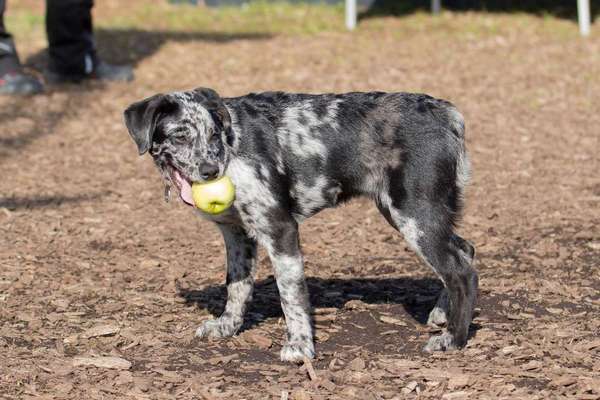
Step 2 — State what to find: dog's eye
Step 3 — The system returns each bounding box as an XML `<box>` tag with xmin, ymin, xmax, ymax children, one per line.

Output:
<box><xmin>172</xmin><ymin>134</ymin><xmax>191</xmax><ymax>145</ymax></box>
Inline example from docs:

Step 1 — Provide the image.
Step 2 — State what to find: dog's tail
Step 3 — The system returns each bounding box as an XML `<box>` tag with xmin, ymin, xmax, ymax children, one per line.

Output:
<box><xmin>443</xmin><ymin>105</ymin><xmax>471</xmax><ymax>191</ymax></box>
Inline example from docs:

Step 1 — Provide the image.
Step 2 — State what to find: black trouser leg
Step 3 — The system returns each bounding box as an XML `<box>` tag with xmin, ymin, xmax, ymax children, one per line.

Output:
<box><xmin>0</xmin><ymin>0</ymin><xmax>22</xmax><ymax>76</ymax></box>
<box><xmin>46</xmin><ymin>0</ymin><xmax>95</xmax><ymax>77</ymax></box>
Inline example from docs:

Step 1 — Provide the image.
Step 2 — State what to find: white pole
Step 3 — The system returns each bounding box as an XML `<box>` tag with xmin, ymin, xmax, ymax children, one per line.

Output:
<box><xmin>577</xmin><ymin>0</ymin><xmax>591</xmax><ymax>36</ymax></box>
<box><xmin>432</xmin><ymin>0</ymin><xmax>441</xmax><ymax>14</ymax></box>
<box><xmin>346</xmin><ymin>0</ymin><xmax>357</xmax><ymax>31</ymax></box>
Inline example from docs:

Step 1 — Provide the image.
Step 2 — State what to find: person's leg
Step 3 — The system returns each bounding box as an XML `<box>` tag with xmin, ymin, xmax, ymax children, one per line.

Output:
<box><xmin>0</xmin><ymin>0</ymin><xmax>44</xmax><ymax>95</ymax></box>
<box><xmin>0</xmin><ymin>0</ymin><xmax>21</xmax><ymax>75</ymax></box>
<box><xmin>45</xmin><ymin>0</ymin><xmax>94</xmax><ymax>77</ymax></box>
<box><xmin>45</xmin><ymin>0</ymin><xmax>132</xmax><ymax>82</ymax></box>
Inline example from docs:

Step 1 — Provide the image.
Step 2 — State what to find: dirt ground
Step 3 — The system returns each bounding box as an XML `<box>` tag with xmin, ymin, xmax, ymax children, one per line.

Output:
<box><xmin>1</xmin><ymin>2</ymin><xmax>599</xmax><ymax>399</ymax></box>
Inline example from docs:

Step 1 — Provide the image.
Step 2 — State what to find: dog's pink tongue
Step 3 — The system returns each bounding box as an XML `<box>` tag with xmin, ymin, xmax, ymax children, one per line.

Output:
<box><xmin>175</xmin><ymin>170</ymin><xmax>194</xmax><ymax>206</ymax></box>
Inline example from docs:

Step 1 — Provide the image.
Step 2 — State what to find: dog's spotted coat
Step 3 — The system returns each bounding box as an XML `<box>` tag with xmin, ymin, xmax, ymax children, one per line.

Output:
<box><xmin>124</xmin><ymin>88</ymin><xmax>479</xmax><ymax>362</ymax></box>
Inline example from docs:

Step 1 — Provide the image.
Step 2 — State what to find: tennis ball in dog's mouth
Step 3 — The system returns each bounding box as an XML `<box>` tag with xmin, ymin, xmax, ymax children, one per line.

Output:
<box><xmin>191</xmin><ymin>176</ymin><xmax>235</xmax><ymax>214</ymax></box>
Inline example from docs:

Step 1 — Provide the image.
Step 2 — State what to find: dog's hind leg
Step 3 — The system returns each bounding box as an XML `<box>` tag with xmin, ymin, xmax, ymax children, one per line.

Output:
<box><xmin>196</xmin><ymin>224</ymin><xmax>257</xmax><ymax>339</ymax></box>
<box><xmin>427</xmin><ymin>234</ymin><xmax>475</xmax><ymax>327</ymax></box>
<box><xmin>427</xmin><ymin>287</ymin><xmax>449</xmax><ymax>327</ymax></box>
<box><xmin>377</xmin><ymin>196</ymin><xmax>478</xmax><ymax>352</ymax></box>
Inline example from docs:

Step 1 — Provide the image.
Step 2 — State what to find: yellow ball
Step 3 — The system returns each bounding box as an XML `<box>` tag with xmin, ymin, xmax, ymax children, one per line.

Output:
<box><xmin>191</xmin><ymin>176</ymin><xmax>236</xmax><ymax>214</ymax></box>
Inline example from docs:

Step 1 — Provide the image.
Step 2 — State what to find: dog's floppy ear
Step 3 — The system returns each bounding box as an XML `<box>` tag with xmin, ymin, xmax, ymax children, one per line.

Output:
<box><xmin>124</xmin><ymin>94</ymin><xmax>176</xmax><ymax>155</ymax></box>
<box><xmin>193</xmin><ymin>87</ymin><xmax>235</xmax><ymax>148</ymax></box>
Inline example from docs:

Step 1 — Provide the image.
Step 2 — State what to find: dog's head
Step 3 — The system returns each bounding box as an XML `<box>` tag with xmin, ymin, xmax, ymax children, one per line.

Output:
<box><xmin>124</xmin><ymin>87</ymin><xmax>235</xmax><ymax>205</ymax></box>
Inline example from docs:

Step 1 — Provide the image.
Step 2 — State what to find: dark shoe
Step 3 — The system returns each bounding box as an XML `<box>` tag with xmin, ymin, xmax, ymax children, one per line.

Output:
<box><xmin>0</xmin><ymin>72</ymin><xmax>44</xmax><ymax>95</ymax></box>
<box><xmin>45</xmin><ymin>60</ymin><xmax>134</xmax><ymax>84</ymax></box>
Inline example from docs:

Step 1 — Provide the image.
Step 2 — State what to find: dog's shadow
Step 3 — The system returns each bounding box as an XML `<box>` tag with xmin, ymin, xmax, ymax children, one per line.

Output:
<box><xmin>179</xmin><ymin>275</ymin><xmax>446</xmax><ymax>331</ymax></box>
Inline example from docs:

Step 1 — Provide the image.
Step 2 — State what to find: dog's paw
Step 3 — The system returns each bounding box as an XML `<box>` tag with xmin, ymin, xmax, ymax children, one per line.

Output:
<box><xmin>280</xmin><ymin>341</ymin><xmax>315</xmax><ymax>363</ymax></box>
<box><xmin>423</xmin><ymin>331</ymin><xmax>457</xmax><ymax>353</ymax></box>
<box><xmin>427</xmin><ymin>305</ymin><xmax>448</xmax><ymax>327</ymax></box>
<box><xmin>195</xmin><ymin>316</ymin><xmax>240</xmax><ymax>339</ymax></box>
<box><xmin>427</xmin><ymin>290</ymin><xmax>448</xmax><ymax>327</ymax></box>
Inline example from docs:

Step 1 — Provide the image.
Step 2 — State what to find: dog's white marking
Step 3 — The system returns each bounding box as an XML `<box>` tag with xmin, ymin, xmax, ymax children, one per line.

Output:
<box><xmin>378</xmin><ymin>192</ymin><xmax>442</xmax><ymax>284</ymax></box>
<box><xmin>456</xmin><ymin>150</ymin><xmax>471</xmax><ymax>190</ymax></box>
<box><xmin>271</xmin><ymin>254</ymin><xmax>305</xmax><ymax>281</ymax></box>
<box><xmin>395</xmin><ymin>216</ymin><xmax>423</xmax><ymax>253</ymax></box>
<box><xmin>291</xmin><ymin>175</ymin><xmax>330</xmax><ymax>219</ymax></box>
<box><xmin>379</xmin><ymin>193</ymin><xmax>423</xmax><ymax>250</ymax></box>
<box><xmin>226</xmin><ymin>157</ymin><xmax>277</xmax><ymax>238</ymax></box>
<box><xmin>259</xmin><ymin>164</ymin><xmax>271</xmax><ymax>181</ymax></box>
<box><xmin>278</xmin><ymin>104</ymin><xmax>327</xmax><ymax>159</ymax></box>
<box><xmin>227</xmin><ymin>159</ymin><xmax>276</xmax><ymax>206</ymax></box>
<box><xmin>274</xmin><ymin>152</ymin><xmax>286</xmax><ymax>174</ymax></box>
<box><xmin>226</xmin><ymin>105</ymin><xmax>242</xmax><ymax>151</ymax></box>
<box><xmin>323</xmin><ymin>99</ymin><xmax>342</xmax><ymax>131</ymax></box>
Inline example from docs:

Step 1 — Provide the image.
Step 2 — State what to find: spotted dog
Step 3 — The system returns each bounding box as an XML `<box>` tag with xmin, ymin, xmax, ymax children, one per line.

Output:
<box><xmin>124</xmin><ymin>88</ymin><xmax>478</xmax><ymax>362</ymax></box>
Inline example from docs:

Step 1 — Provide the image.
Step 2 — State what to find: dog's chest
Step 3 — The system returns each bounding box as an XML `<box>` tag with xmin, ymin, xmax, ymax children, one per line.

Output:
<box><xmin>223</xmin><ymin>157</ymin><xmax>344</xmax><ymax>225</ymax></box>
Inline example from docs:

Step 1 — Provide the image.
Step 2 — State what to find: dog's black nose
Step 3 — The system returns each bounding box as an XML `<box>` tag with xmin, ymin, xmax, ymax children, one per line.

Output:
<box><xmin>199</xmin><ymin>163</ymin><xmax>219</xmax><ymax>181</ymax></box>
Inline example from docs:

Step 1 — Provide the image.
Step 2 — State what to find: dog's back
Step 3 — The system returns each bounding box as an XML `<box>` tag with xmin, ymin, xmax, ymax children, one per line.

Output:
<box><xmin>224</xmin><ymin>91</ymin><xmax>469</xmax><ymax>222</ymax></box>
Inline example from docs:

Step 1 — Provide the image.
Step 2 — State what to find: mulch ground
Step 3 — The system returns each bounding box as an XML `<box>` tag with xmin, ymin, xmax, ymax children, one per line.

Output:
<box><xmin>1</xmin><ymin>6</ymin><xmax>599</xmax><ymax>400</ymax></box>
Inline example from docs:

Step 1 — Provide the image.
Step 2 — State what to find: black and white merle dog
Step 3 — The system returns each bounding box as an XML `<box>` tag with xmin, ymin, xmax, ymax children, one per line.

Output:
<box><xmin>124</xmin><ymin>87</ymin><xmax>478</xmax><ymax>362</ymax></box>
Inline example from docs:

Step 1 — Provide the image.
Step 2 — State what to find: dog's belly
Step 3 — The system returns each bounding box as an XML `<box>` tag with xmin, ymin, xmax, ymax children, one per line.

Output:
<box><xmin>289</xmin><ymin>176</ymin><xmax>356</xmax><ymax>221</ymax></box>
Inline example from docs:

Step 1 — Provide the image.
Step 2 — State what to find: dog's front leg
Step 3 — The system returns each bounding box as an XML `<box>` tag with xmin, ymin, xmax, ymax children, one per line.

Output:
<box><xmin>263</xmin><ymin>223</ymin><xmax>314</xmax><ymax>362</ymax></box>
<box><xmin>196</xmin><ymin>224</ymin><xmax>257</xmax><ymax>339</ymax></box>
